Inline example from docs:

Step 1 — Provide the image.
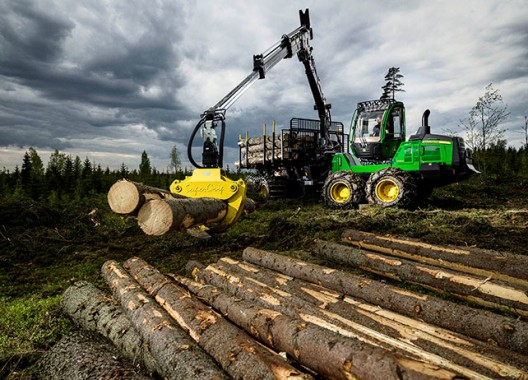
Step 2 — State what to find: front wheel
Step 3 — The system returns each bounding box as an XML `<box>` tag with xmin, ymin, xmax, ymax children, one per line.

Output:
<box><xmin>366</xmin><ymin>168</ymin><xmax>418</xmax><ymax>208</ymax></box>
<box><xmin>323</xmin><ymin>171</ymin><xmax>366</xmax><ymax>209</ymax></box>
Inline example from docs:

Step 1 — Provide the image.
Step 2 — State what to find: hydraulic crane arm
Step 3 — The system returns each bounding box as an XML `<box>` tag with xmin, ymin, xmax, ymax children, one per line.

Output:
<box><xmin>187</xmin><ymin>8</ymin><xmax>334</xmax><ymax>169</ymax></box>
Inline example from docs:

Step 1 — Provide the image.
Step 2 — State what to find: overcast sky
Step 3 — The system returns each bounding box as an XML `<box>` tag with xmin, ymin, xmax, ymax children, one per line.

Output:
<box><xmin>1</xmin><ymin>0</ymin><xmax>527</xmax><ymax>172</ymax></box>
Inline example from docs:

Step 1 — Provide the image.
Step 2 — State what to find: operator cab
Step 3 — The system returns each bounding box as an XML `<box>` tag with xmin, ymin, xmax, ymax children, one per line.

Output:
<box><xmin>351</xmin><ymin>99</ymin><xmax>405</xmax><ymax>162</ymax></box>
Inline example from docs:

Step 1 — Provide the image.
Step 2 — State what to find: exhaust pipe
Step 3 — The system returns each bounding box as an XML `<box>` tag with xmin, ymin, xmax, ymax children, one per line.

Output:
<box><xmin>422</xmin><ymin>109</ymin><xmax>431</xmax><ymax>134</ymax></box>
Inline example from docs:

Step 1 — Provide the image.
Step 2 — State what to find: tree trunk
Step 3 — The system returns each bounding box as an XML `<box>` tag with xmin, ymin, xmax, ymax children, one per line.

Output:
<box><xmin>209</xmin><ymin>257</ymin><xmax>528</xmax><ymax>378</ymax></box>
<box><xmin>311</xmin><ymin>239</ymin><xmax>528</xmax><ymax>317</ymax></box>
<box><xmin>123</xmin><ymin>257</ymin><xmax>313</xmax><ymax>380</ymax></box>
<box><xmin>172</xmin><ymin>273</ymin><xmax>460</xmax><ymax>380</ymax></box>
<box><xmin>35</xmin><ymin>330</ymin><xmax>151</xmax><ymax>380</ymax></box>
<box><xmin>101</xmin><ymin>260</ymin><xmax>228</xmax><ymax>380</ymax></box>
<box><xmin>342</xmin><ymin>229</ymin><xmax>528</xmax><ymax>288</ymax></box>
<box><xmin>190</xmin><ymin>260</ymin><xmax>528</xmax><ymax>380</ymax></box>
<box><xmin>107</xmin><ymin>179</ymin><xmax>181</xmax><ymax>215</ymax></box>
<box><xmin>137</xmin><ymin>198</ymin><xmax>227</xmax><ymax>235</ymax></box>
<box><xmin>242</xmin><ymin>246</ymin><xmax>528</xmax><ymax>356</ymax></box>
<box><xmin>61</xmin><ymin>281</ymin><xmax>158</xmax><ymax>375</ymax></box>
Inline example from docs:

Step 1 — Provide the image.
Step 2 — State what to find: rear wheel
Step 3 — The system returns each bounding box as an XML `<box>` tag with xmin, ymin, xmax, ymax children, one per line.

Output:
<box><xmin>366</xmin><ymin>168</ymin><xmax>418</xmax><ymax>208</ymax></box>
<box><xmin>323</xmin><ymin>171</ymin><xmax>366</xmax><ymax>209</ymax></box>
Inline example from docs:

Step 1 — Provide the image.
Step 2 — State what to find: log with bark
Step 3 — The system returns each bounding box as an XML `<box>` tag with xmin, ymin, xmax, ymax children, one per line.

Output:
<box><xmin>61</xmin><ymin>281</ymin><xmax>158</xmax><ymax>375</ymax></box>
<box><xmin>342</xmin><ymin>229</ymin><xmax>528</xmax><ymax>288</ymax></box>
<box><xmin>101</xmin><ymin>260</ymin><xmax>229</xmax><ymax>380</ymax></box>
<box><xmin>242</xmin><ymin>246</ymin><xmax>528</xmax><ymax>355</ymax></box>
<box><xmin>189</xmin><ymin>259</ymin><xmax>528</xmax><ymax>380</ymax></box>
<box><xmin>107</xmin><ymin>179</ymin><xmax>181</xmax><ymax>215</ymax></box>
<box><xmin>172</xmin><ymin>273</ymin><xmax>461</xmax><ymax>380</ymax></box>
<box><xmin>35</xmin><ymin>330</ymin><xmax>150</xmax><ymax>380</ymax></box>
<box><xmin>123</xmin><ymin>256</ymin><xmax>313</xmax><ymax>380</ymax></box>
<box><xmin>137</xmin><ymin>198</ymin><xmax>227</xmax><ymax>236</ymax></box>
<box><xmin>311</xmin><ymin>239</ymin><xmax>528</xmax><ymax>317</ymax></box>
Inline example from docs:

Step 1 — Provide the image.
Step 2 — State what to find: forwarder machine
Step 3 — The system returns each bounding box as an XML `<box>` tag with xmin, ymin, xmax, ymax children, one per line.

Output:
<box><xmin>233</xmin><ymin>13</ymin><xmax>478</xmax><ymax>207</ymax></box>
<box><xmin>170</xmin><ymin>8</ymin><xmax>478</xmax><ymax>217</ymax></box>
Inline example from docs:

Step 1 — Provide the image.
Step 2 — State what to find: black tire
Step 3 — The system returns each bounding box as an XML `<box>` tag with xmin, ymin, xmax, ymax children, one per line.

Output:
<box><xmin>323</xmin><ymin>171</ymin><xmax>366</xmax><ymax>209</ymax></box>
<box><xmin>366</xmin><ymin>168</ymin><xmax>418</xmax><ymax>208</ymax></box>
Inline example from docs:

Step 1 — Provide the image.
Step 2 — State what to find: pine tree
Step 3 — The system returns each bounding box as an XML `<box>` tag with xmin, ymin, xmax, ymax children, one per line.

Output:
<box><xmin>139</xmin><ymin>151</ymin><xmax>152</xmax><ymax>181</ymax></box>
<box><xmin>380</xmin><ymin>67</ymin><xmax>405</xmax><ymax>100</ymax></box>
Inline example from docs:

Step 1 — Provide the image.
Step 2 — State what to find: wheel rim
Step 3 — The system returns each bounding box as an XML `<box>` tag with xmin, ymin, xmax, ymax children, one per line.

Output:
<box><xmin>375</xmin><ymin>178</ymin><xmax>399</xmax><ymax>202</ymax></box>
<box><xmin>330</xmin><ymin>182</ymin><xmax>351</xmax><ymax>203</ymax></box>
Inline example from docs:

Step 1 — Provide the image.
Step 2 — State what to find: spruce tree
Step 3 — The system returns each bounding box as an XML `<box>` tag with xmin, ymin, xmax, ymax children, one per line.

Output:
<box><xmin>380</xmin><ymin>67</ymin><xmax>405</xmax><ymax>100</ymax></box>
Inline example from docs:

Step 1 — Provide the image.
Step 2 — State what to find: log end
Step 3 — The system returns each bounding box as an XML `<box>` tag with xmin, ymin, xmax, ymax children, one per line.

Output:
<box><xmin>137</xmin><ymin>199</ymin><xmax>173</xmax><ymax>236</ymax></box>
<box><xmin>108</xmin><ymin>180</ymin><xmax>141</xmax><ymax>214</ymax></box>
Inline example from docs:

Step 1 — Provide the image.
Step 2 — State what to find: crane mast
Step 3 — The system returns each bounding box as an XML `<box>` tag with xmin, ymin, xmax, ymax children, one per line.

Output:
<box><xmin>188</xmin><ymin>9</ymin><xmax>333</xmax><ymax>169</ymax></box>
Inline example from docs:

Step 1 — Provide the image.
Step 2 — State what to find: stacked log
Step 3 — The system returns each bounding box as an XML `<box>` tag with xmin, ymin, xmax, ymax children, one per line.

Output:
<box><xmin>184</xmin><ymin>257</ymin><xmax>528</xmax><ymax>379</ymax></box>
<box><xmin>311</xmin><ymin>239</ymin><xmax>528</xmax><ymax>317</ymax></box>
<box><xmin>341</xmin><ymin>229</ymin><xmax>528</xmax><ymax>288</ymax></box>
<box><xmin>123</xmin><ymin>257</ymin><xmax>313</xmax><ymax>380</ymax></box>
<box><xmin>61</xmin><ymin>281</ymin><xmax>158</xmax><ymax>374</ymax></box>
<box><xmin>102</xmin><ymin>260</ymin><xmax>229</xmax><ymax>379</ymax></box>
<box><xmin>53</xmin><ymin>236</ymin><xmax>528</xmax><ymax>378</ymax></box>
<box><xmin>242</xmin><ymin>247</ymin><xmax>528</xmax><ymax>356</ymax></box>
<box><xmin>237</xmin><ymin>133</ymin><xmax>316</xmax><ymax>167</ymax></box>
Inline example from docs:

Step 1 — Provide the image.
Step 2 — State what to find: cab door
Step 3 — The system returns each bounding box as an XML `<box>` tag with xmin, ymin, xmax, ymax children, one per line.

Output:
<box><xmin>381</xmin><ymin>104</ymin><xmax>405</xmax><ymax>159</ymax></box>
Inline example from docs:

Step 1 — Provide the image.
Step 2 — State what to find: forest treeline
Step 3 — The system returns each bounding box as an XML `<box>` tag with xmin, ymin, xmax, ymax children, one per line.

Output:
<box><xmin>1</xmin><ymin>144</ymin><xmax>527</xmax><ymax>204</ymax></box>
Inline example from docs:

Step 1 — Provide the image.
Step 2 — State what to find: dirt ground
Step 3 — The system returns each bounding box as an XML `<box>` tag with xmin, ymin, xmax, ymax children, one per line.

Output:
<box><xmin>1</xmin><ymin>174</ymin><xmax>527</xmax><ymax>377</ymax></box>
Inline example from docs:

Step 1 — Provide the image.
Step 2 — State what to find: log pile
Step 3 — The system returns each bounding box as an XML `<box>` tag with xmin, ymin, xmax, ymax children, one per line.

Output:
<box><xmin>236</xmin><ymin>133</ymin><xmax>315</xmax><ymax>167</ymax></box>
<box><xmin>51</xmin><ymin>235</ymin><xmax>528</xmax><ymax>379</ymax></box>
<box><xmin>107</xmin><ymin>180</ymin><xmax>252</xmax><ymax>236</ymax></box>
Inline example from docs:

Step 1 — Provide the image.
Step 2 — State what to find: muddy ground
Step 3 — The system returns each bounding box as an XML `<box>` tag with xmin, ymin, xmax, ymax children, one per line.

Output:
<box><xmin>1</xmin><ymin>175</ymin><xmax>527</xmax><ymax>378</ymax></box>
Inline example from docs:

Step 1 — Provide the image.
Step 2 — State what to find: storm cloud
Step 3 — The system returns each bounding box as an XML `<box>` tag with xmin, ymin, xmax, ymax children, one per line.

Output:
<box><xmin>0</xmin><ymin>0</ymin><xmax>527</xmax><ymax>171</ymax></box>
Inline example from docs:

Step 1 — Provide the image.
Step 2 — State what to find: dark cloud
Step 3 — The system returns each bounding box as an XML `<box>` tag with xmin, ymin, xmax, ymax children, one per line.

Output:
<box><xmin>0</xmin><ymin>1</ymin><xmax>527</xmax><ymax>171</ymax></box>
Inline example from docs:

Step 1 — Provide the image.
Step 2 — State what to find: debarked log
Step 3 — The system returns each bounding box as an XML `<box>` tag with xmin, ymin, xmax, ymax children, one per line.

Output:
<box><xmin>242</xmin><ymin>247</ymin><xmax>528</xmax><ymax>356</ymax></box>
<box><xmin>35</xmin><ymin>330</ymin><xmax>150</xmax><ymax>380</ymax></box>
<box><xmin>172</xmin><ymin>273</ymin><xmax>460</xmax><ymax>380</ymax></box>
<box><xmin>107</xmin><ymin>179</ymin><xmax>181</xmax><ymax>215</ymax></box>
<box><xmin>341</xmin><ymin>229</ymin><xmax>528</xmax><ymax>288</ymax></box>
<box><xmin>137</xmin><ymin>198</ymin><xmax>227</xmax><ymax>236</ymax></box>
<box><xmin>311</xmin><ymin>239</ymin><xmax>528</xmax><ymax>317</ymax></box>
<box><xmin>61</xmin><ymin>281</ymin><xmax>158</xmax><ymax>374</ymax></box>
<box><xmin>206</xmin><ymin>258</ymin><xmax>528</xmax><ymax>379</ymax></box>
<box><xmin>101</xmin><ymin>260</ymin><xmax>228</xmax><ymax>380</ymax></box>
<box><xmin>123</xmin><ymin>257</ymin><xmax>313</xmax><ymax>380</ymax></box>
<box><xmin>190</xmin><ymin>260</ymin><xmax>527</xmax><ymax>380</ymax></box>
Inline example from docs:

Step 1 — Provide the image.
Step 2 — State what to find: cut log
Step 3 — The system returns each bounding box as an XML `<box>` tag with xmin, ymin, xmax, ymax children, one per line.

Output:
<box><xmin>311</xmin><ymin>239</ymin><xmax>528</xmax><ymax>317</ymax></box>
<box><xmin>172</xmin><ymin>273</ymin><xmax>461</xmax><ymax>380</ymax></box>
<box><xmin>107</xmin><ymin>179</ymin><xmax>181</xmax><ymax>215</ymax></box>
<box><xmin>61</xmin><ymin>281</ymin><xmax>158</xmax><ymax>375</ymax></box>
<box><xmin>137</xmin><ymin>198</ymin><xmax>227</xmax><ymax>235</ymax></box>
<box><xmin>212</xmin><ymin>257</ymin><xmax>528</xmax><ymax>378</ymax></box>
<box><xmin>101</xmin><ymin>260</ymin><xmax>228</xmax><ymax>380</ymax></box>
<box><xmin>123</xmin><ymin>257</ymin><xmax>313</xmax><ymax>380</ymax></box>
<box><xmin>190</xmin><ymin>260</ymin><xmax>528</xmax><ymax>379</ymax></box>
<box><xmin>242</xmin><ymin>247</ymin><xmax>528</xmax><ymax>356</ymax></box>
<box><xmin>342</xmin><ymin>229</ymin><xmax>528</xmax><ymax>288</ymax></box>
<box><xmin>35</xmin><ymin>330</ymin><xmax>150</xmax><ymax>380</ymax></box>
